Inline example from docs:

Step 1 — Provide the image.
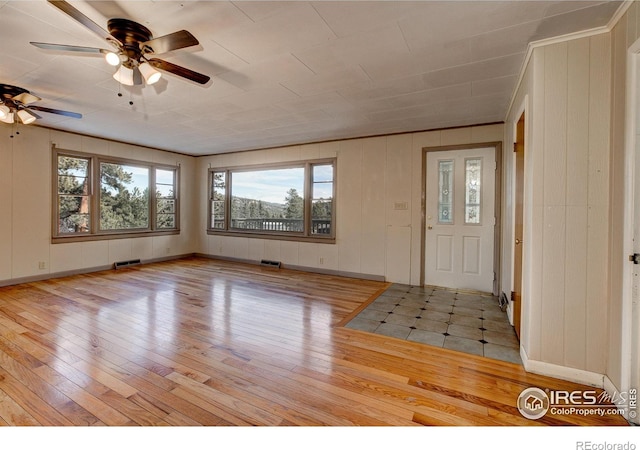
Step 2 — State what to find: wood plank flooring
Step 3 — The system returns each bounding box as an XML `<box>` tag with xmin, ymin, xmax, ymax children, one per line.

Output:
<box><xmin>0</xmin><ymin>256</ymin><xmax>629</xmax><ymax>426</ymax></box>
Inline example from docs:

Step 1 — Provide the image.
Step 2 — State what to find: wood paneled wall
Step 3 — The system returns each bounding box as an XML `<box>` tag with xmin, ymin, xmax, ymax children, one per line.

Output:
<box><xmin>196</xmin><ymin>124</ymin><xmax>504</xmax><ymax>285</ymax></box>
<box><xmin>0</xmin><ymin>126</ymin><xmax>198</xmax><ymax>285</ymax></box>
<box><xmin>506</xmin><ymin>33</ymin><xmax>613</xmax><ymax>379</ymax></box>
<box><xmin>608</xmin><ymin>1</ymin><xmax>640</xmax><ymax>392</ymax></box>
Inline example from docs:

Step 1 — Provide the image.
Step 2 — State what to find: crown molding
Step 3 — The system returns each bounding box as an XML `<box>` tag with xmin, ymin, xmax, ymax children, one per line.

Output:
<box><xmin>505</xmin><ymin>0</ymin><xmax>634</xmax><ymax>120</ymax></box>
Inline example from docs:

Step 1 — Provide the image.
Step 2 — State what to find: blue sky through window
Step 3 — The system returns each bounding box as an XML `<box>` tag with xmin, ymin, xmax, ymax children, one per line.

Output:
<box><xmin>231</xmin><ymin>167</ymin><xmax>304</xmax><ymax>204</ymax></box>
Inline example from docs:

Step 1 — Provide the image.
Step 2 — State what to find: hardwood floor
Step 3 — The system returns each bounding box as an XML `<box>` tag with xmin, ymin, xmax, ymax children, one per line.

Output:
<box><xmin>0</xmin><ymin>256</ymin><xmax>629</xmax><ymax>427</ymax></box>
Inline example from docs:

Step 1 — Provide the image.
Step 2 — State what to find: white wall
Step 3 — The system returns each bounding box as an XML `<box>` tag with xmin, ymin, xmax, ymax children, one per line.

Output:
<box><xmin>0</xmin><ymin>124</ymin><xmax>198</xmax><ymax>285</ymax></box>
<box><xmin>505</xmin><ymin>33</ymin><xmax>612</xmax><ymax>379</ymax></box>
<box><xmin>196</xmin><ymin>124</ymin><xmax>504</xmax><ymax>284</ymax></box>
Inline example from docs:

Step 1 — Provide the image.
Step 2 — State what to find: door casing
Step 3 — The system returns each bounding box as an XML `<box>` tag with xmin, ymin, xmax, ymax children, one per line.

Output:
<box><xmin>420</xmin><ymin>141</ymin><xmax>503</xmax><ymax>295</ymax></box>
<box><xmin>513</xmin><ymin>113</ymin><xmax>525</xmax><ymax>340</ymax></box>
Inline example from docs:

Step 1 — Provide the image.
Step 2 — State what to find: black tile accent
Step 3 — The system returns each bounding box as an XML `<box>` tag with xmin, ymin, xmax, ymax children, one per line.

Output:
<box><xmin>479</xmin><ymin>339</ymin><xmax>488</xmax><ymax>344</ymax></box>
<box><xmin>443</xmin><ymin>332</ymin><xmax>450</xmax><ymax>336</ymax></box>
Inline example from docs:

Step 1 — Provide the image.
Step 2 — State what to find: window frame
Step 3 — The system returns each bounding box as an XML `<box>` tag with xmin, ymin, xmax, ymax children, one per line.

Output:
<box><xmin>52</xmin><ymin>147</ymin><xmax>180</xmax><ymax>243</ymax></box>
<box><xmin>207</xmin><ymin>158</ymin><xmax>336</xmax><ymax>243</ymax></box>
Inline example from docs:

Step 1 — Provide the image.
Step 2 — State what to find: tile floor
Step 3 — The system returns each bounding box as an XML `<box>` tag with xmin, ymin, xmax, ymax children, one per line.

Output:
<box><xmin>344</xmin><ymin>283</ymin><xmax>522</xmax><ymax>364</ymax></box>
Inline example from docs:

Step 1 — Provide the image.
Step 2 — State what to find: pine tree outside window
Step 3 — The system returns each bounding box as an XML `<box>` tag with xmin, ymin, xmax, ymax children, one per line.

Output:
<box><xmin>53</xmin><ymin>147</ymin><xmax>179</xmax><ymax>242</ymax></box>
<box><xmin>208</xmin><ymin>159</ymin><xmax>336</xmax><ymax>242</ymax></box>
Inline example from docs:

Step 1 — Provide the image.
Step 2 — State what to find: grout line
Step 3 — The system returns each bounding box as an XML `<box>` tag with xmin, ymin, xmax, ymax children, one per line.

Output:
<box><xmin>344</xmin><ymin>283</ymin><xmax>522</xmax><ymax>364</ymax></box>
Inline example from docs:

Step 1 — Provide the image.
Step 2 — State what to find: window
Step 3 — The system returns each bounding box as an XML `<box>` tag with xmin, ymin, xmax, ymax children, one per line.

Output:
<box><xmin>57</xmin><ymin>155</ymin><xmax>91</xmax><ymax>234</ymax></box>
<box><xmin>464</xmin><ymin>158</ymin><xmax>482</xmax><ymax>224</ymax></box>
<box><xmin>53</xmin><ymin>148</ymin><xmax>179</xmax><ymax>242</ymax></box>
<box><xmin>210</xmin><ymin>171</ymin><xmax>226</xmax><ymax>230</ymax></box>
<box><xmin>208</xmin><ymin>159</ymin><xmax>335</xmax><ymax>242</ymax></box>
<box><xmin>438</xmin><ymin>159</ymin><xmax>454</xmax><ymax>224</ymax></box>
<box><xmin>99</xmin><ymin>162</ymin><xmax>150</xmax><ymax>231</ymax></box>
<box><xmin>311</xmin><ymin>164</ymin><xmax>333</xmax><ymax>235</ymax></box>
<box><xmin>156</xmin><ymin>168</ymin><xmax>177</xmax><ymax>229</ymax></box>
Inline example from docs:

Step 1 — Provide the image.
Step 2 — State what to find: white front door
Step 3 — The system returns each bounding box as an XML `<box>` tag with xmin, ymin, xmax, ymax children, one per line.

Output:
<box><xmin>425</xmin><ymin>147</ymin><xmax>496</xmax><ymax>293</ymax></box>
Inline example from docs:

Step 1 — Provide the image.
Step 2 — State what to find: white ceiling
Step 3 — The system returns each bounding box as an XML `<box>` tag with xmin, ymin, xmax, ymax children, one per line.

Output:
<box><xmin>0</xmin><ymin>0</ymin><xmax>624</xmax><ymax>155</ymax></box>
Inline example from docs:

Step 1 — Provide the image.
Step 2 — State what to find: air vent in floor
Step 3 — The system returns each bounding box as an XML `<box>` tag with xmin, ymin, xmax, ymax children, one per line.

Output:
<box><xmin>114</xmin><ymin>259</ymin><xmax>141</xmax><ymax>269</ymax></box>
<box><xmin>260</xmin><ymin>259</ymin><xmax>281</xmax><ymax>269</ymax></box>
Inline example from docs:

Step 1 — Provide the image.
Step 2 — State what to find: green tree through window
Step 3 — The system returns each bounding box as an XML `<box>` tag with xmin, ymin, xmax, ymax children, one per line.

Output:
<box><xmin>57</xmin><ymin>156</ymin><xmax>91</xmax><ymax>233</ymax></box>
<box><xmin>284</xmin><ymin>188</ymin><xmax>303</xmax><ymax>219</ymax></box>
<box><xmin>208</xmin><ymin>159</ymin><xmax>335</xmax><ymax>239</ymax></box>
<box><xmin>100</xmin><ymin>163</ymin><xmax>149</xmax><ymax>230</ymax></box>
<box><xmin>54</xmin><ymin>149</ymin><xmax>179</xmax><ymax>241</ymax></box>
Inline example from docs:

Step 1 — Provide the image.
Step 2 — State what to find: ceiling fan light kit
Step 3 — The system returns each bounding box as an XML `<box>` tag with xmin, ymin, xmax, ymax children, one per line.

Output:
<box><xmin>0</xmin><ymin>111</ymin><xmax>15</xmax><ymax>124</ymax></box>
<box><xmin>104</xmin><ymin>51</ymin><xmax>121</xmax><ymax>66</ymax></box>
<box><xmin>30</xmin><ymin>0</ymin><xmax>210</xmax><ymax>88</ymax></box>
<box><xmin>0</xmin><ymin>104</ymin><xmax>10</xmax><ymax>120</ymax></box>
<box><xmin>16</xmin><ymin>109</ymin><xmax>37</xmax><ymax>125</ymax></box>
<box><xmin>112</xmin><ymin>65</ymin><xmax>135</xmax><ymax>86</ymax></box>
<box><xmin>15</xmin><ymin>0</ymin><xmax>212</xmax><ymax>127</ymax></box>
<box><xmin>138</xmin><ymin>62</ymin><xmax>161</xmax><ymax>85</ymax></box>
<box><xmin>0</xmin><ymin>84</ymin><xmax>82</xmax><ymax>126</ymax></box>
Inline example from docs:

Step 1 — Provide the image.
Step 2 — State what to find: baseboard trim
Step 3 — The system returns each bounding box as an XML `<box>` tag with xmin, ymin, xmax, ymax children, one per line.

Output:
<box><xmin>0</xmin><ymin>253</ymin><xmax>194</xmax><ymax>287</ymax></box>
<box><xmin>0</xmin><ymin>265</ymin><xmax>113</xmax><ymax>287</ymax></box>
<box><xmin>520</xmin><ymin>346</ymin><xmax>605</xmax><ymax>388</ymax></box>
<box><xmin>2</xmin><ymin>253</ymin><xmax>386</xmax><ymax>287</ymax></box>
<box><xmin>604</xmin><ymin>375</ymin><xmax>636</xmax><ymax>424</ymax></box>
<box><xmin>196</xmin><ymin>253</ymin><xmax>387</xmax><ymax>282</ymax></box>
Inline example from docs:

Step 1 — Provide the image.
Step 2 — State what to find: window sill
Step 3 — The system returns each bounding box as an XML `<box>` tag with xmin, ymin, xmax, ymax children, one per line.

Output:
<box><xmin>207</xmin><ymin>229</ymin><xmax>335</xmax><ymax>244</ymax></box>
<box><xmin>52</xmin><ymin>229</ymin><xmax>180</xmax><ymax>244</ymax></box>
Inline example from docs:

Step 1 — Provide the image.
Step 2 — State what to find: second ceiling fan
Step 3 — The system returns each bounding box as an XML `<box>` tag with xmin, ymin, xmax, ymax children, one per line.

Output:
<box><xmin>31</xmin><ymin>0</ymin><xmax>210</xmax><ymax>86</ymax></box>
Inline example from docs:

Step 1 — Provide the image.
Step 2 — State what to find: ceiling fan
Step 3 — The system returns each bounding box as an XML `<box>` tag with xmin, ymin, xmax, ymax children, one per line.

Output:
<box><xmin>0</xmin><ymin>83</ymin><xmax>82</xmax><ymax>125</ymax></box>
<box><xmin>31</xmin><ymin>0</ymin><xmax>210</xmax><ymax>86</ymax></box>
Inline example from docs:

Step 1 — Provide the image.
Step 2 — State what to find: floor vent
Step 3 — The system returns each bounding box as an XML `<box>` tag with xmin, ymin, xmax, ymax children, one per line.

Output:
<box><xmin>260</xmin><ymin>259</ymin><xmax>281</xmax><ymax>269</ymax></box>
<box><xmin>114</xmin><ymin>259</ymin><xmax>141</xmax><ymax>270</ymax></box>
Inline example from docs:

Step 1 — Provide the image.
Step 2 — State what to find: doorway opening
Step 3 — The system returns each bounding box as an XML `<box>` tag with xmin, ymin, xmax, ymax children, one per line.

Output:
<box><xmin>513</xmin><ymin>113</ymin><xmax>525</xmax><ymax>341</ymax></box>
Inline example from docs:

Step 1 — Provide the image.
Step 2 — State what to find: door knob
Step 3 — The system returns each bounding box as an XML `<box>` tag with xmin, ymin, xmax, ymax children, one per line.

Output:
<box><xmin>427</xmin><ymin>225</ymin><xmax>433</xmax><ymax>230</ymax></box>
<box><xmin>515</xmin><ymin>238</ymin><xmax>522</xmax><ymax>245</ymax></box>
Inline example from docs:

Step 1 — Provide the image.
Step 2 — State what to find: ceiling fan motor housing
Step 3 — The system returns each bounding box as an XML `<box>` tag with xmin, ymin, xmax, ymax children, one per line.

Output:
<box><xmin>107</xmin><ymin>18</ymin><xmax>154</xmax><ymax>63</ymax></box>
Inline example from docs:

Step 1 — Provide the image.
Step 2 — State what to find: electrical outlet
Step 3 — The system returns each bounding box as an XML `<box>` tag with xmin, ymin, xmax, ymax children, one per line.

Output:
<box><xmin>319</xmin><ymin>257</ymin><xmax>324</xmax><ymax>265</ymax></box>
<box><xmin>166</xmin><ymin>247</ymin><xmax>171</xmax><ymax>254</ymax></box>
<box><xmin>38</xmin><ymin>261</ymin><xmax>46</xmax><ymax>270</ymax></box>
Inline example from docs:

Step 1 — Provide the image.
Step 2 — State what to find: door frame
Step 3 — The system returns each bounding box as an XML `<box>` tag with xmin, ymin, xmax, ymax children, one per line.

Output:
<box><xmin>420</xmin><ymin>141</ymin><xmax>503</xmax><ymax>295</ymax></box>
<box><xmin>619</xmin><ymin>38</ymin><xmax>640</xmax><ymax>419</ymax></box>
<box><xmin>512</xmin><ymin>112</ymin><xmax>525</xmax><ymax>340</ymax></box>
